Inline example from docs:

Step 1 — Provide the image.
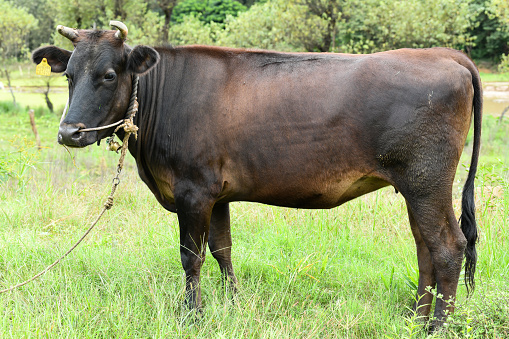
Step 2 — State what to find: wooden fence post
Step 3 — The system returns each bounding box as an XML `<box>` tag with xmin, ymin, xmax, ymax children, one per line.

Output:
<box><xmin>28</xmin><ymin>109</ymin><xmax>42</xmax><ymax>150</ymax></box>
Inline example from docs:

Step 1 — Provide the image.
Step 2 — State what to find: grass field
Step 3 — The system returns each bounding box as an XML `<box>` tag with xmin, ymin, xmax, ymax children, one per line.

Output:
<box><xmin>478</xmin><ymin>72</ymin><xmax>509</xmax><ymax>82</ymax></box>
<box><xmin>0</xmin><ymin>86</ymin><xmax>508</xmax><ymax>337</ymax></box>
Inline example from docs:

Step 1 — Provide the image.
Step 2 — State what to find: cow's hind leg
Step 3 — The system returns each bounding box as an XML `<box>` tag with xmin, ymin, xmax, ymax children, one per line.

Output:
<box><xmin>406</xmin><ymin>202</ymin><xmax>436</xmax><ymax>319</ymax></box>
<box><xmin>405</xmin><ymin>195</ymin><xmax>466</xmax><ymax>328</ymax></box>
<box><xmin>209</xmin><ymin>203</ymin><xmax>238</xmax><ymax>294</ymax></box>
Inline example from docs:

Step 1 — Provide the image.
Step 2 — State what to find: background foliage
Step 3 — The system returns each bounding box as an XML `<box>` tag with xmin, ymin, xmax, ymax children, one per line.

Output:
<box><xmin>0</xmin><ymin>0</ymin><xmax>507</xmax><ymax>64</ymax></box>
<box><xmin>0</xmin><ymin>0</ymin><xmax>37</xmax><ymax>60</ymax></box>
<box><xmin>172</xmin><ymin>0</ymin><xmax>247</xmax><ymax>24</ymax></box>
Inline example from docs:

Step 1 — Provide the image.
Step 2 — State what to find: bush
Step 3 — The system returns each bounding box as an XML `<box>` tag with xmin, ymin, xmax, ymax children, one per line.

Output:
<box><xmin>0</xmin><ymin>101</ymin><xmax>23</xmax><ymax>115</ymax></box>
<box><xmin>499</xmin><ymin>54</ymin><xmax>509</xmax><ymax>73</ymax></box>
<box><xmin>338</xmin><ymin>0</ymin><xmax>474</xmax><ymax>54</ymax></box>
<box><xmin>172</xmin><ymin>0</ymin><xmax>247</xmax><ymax>24</ymax></box>
<box><xmin>168</xmin><ymin>14</ymin><xmax>219</xmax><ymax>46</ymax></box>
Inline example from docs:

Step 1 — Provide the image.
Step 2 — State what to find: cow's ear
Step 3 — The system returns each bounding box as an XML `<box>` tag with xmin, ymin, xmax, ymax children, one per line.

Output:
<box><xmin>32</xmin><ymin>46</ymin><xmax>72</xmax><ymax>73</ymax></box>
<box><xmin>126</xmin><ymin>46</ymin><xmax>160</xmax><ymax>75</ymax></box>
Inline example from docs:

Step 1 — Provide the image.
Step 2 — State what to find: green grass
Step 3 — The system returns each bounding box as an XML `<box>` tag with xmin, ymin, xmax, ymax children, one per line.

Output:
<box><xmin>1</xmin><ymin>61</ymin><xmax>67</xmax><ymax>110</ymax></box>
<box><xmin>479</xmin><ymin>72</ymin><xmax>509</xmax><ymax>82</ymax></box>
<box><xmin>0</xmin><ymin>91</ymin><xmax>68</xmax><ymax>111</ymax></box>
<box><xmin>0</xmin><ymin>101</ymin><xmax>508</xmax><ymax>338</ymax></box>
<box><xmin>2</xmin><ymin>62</ymin><xmax>65</xmax><ymax>86</ymax></box>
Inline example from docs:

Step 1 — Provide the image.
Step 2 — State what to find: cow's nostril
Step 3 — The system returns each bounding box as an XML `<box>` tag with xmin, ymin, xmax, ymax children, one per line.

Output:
<box><xmin>71</xmin><ymin>131</ymin><xmax>83</xmax><ymax>140</ymax></box>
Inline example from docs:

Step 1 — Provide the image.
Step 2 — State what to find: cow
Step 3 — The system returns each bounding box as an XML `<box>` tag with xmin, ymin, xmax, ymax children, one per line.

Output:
<box><xmin>32</xmin><ymin>21</ymin><xmax>481</xmax><ymax>329</ymax></box>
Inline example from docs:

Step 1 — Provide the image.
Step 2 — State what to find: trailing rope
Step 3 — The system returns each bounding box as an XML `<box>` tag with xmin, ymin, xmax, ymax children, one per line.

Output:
<box><xmin>0</xmin><ymin>75</ymin><xmax>139</xmax><ymax>294</ymax></box>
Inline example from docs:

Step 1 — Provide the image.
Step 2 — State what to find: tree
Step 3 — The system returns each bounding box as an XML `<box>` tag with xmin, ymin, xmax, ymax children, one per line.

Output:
<box><xmin>490</xmin><ymin>0</ymin><xmax>509</xmax><ymax>71</ymax></box>
<box><xmin>11</xmin><ymin>0</ymin><xmax>55</xmax><ymax>51</ymax></box>
<box><xmin>300</xmin><ymin>0</ymin><xmax>341</xmax><ymax>52</ymax></box>
<box><xmin>0</xmin><ymin>0</ymin><xmax>37</xmax><ymax>105</ymax></box>
<box><xmin>467</xmin><ymin>0</ymin><xmax>509</xmax><ymax>60</ymax></box>
<box><xmin>39</xmin><ymin>76</ymin><xmax>62</xmax><ymax>114</ymax></box>
<box><xmin>49</xmin><ymin>0</ymin><xmax>146</xmax><ymax>30</ymax></box>
<box><xmin>126</xmin><ymin>9</ymin><xmax>166</xmax><ymax>45</ymax></box>
<box><xmin>172</xmin><ymin>0</ymin><xmax>247</xmax><ymax>24</ymax></box>
<box><xmin>49</xmin><ymin>0</ymin><xmax>108</xmax><ymax>29</ymax></box>
<box><xmin>48</xmin><ymin>0</ymin><xmax>153</xmax><ymax>47</ymax></box>
<box><xmin>491</xmin><ymin>0</ymin><xmax>509</xmax><ymax>23</ymax></box>
<box><xmin>153</xmin><ymin>0</ymin><xmax>179</xmax><ymax>43</ymax></box>
<box><xmin>235</xmin><ymin>0</ymin><xmax>260</xmax><ymax>6</ymax></box>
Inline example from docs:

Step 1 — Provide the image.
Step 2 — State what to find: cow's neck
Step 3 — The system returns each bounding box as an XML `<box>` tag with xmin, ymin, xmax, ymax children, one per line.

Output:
<box><xmin>117</xmin><ymin>51</ymin><xmax>173</xmax><ymax>163</ymax></box>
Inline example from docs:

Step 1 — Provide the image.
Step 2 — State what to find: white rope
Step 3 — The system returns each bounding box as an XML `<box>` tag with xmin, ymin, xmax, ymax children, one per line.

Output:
<box><xmin>78</xmin><ymin>120</ymin><xmax>124</xmax><ymax>132</ymax></box>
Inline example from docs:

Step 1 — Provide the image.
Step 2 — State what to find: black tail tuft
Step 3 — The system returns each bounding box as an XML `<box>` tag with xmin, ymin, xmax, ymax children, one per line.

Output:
<box><xmin>460</xmin><ymin>171</ymin><xmax>478</xmax><ymax>295</ymax></box>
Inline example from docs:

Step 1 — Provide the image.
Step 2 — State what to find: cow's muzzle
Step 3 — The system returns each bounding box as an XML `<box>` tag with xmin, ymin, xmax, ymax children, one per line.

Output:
<box><xmin>58</xmin><ymin>123</ymin><xmax>96</xmax><ymax>147</ymax></box>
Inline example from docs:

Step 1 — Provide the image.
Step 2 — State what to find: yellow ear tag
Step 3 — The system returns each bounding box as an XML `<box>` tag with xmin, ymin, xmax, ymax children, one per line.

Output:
<box><xmin>36</xmin><ymin>58</ymin><xmax>52</xmax><ymax>76</ymax></box>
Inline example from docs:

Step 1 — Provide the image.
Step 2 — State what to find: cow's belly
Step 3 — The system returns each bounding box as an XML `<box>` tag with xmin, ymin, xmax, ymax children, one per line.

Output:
<box><xmin>257</xmin><ymin>179</ymin><xmax>389</xmax><ymax>208</ymax></box>
<box><xmin>221</xmin><ymin>169</ymin><xmax>390</xmax><ymax>209</ymax></box>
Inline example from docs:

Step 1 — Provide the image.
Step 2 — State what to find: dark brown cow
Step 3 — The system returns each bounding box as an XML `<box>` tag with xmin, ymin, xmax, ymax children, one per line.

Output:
<box><xmin>32</xmin><ymin>22</ymin><xmax>481</xmax><ymax>328</ymax></box>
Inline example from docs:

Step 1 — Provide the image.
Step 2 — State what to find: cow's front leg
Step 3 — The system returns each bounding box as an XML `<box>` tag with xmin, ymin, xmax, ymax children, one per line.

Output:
<box><xmin>175</xmin><ymin>188</ymin><xmax>215</xmax><ymax>310</ymax></box>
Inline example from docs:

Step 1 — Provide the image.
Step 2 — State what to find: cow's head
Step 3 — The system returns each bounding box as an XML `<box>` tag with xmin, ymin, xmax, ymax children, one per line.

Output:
<box><xmin>32</xmin><ymin>21</ymin><xmax>159</xmax><ymax>147</ymax></box>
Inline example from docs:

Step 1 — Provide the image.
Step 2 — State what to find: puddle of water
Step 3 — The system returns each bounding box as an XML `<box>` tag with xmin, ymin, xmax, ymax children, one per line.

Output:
<box><xmin>483</xmin><ymin>82</ymin><xmax>509</xmax><ymax>117</ymax></box>
<box><xmin>484</xmin><ymin>98</ymin><xmax>509</xmax><ymax>116</ymax></box>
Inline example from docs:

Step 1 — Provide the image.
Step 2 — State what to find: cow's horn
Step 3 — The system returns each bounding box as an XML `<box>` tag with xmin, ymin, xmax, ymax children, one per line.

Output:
<box><xmin>110</xmin><ymin>21</ymin><xmax>128</xmax><ymax>41</ymax></box>
<box><xmin>57</xmin><ymin>25</ymin><xmax>79</xmax><ymax>41</ymax></box>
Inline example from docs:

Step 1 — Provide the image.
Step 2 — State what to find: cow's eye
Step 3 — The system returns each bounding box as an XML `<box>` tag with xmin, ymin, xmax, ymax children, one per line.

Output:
<box><xmin>104</xmin><ymin>72</ymin><xmax>116</xmax><ymax>81</ymax></box>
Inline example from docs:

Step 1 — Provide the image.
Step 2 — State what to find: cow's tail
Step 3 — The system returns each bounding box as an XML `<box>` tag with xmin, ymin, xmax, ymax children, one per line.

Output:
<box><xmin>459</xmin><ymin>56</ymin><xmax>482</xmax><ymax>295</ymax></box>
